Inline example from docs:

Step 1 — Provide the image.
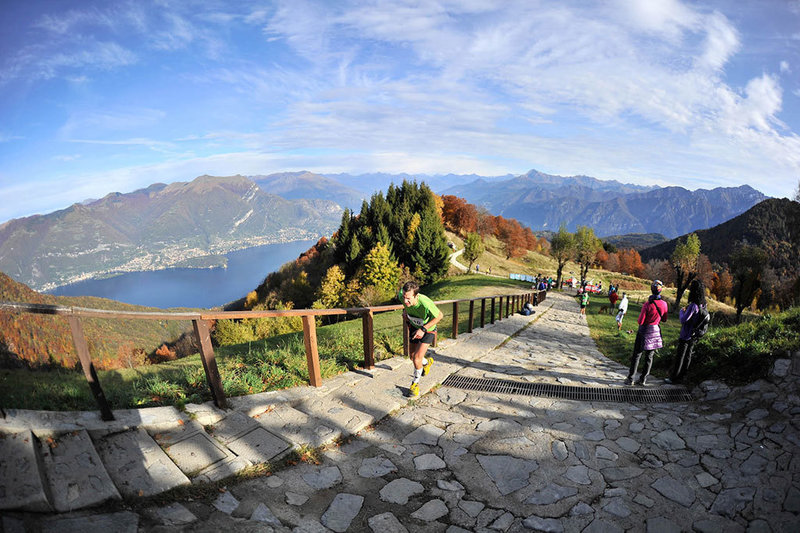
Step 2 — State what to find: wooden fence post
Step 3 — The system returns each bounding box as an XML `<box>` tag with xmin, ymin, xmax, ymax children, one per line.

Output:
<box><xmin>468</xmin><ymin>300</ymin><xmax>474</xmax><ymax>333</ymax></box>
<box><xmin>452</xmin><ymin>301</ymin><xmax>459</xmax><ymax>339</ymax></box>
<box><xmin>480</xmin><ymin>298</ymin><xmax>486</xmax><ymax>328</ymax></box>
<box><xmin>193</xmin><ymin>319</ymin><xmax>227</xmax><ymax>408</ymax></box>
<box><xmin>68</xmin><ymin>316</ymin><xmax>114</xmax><ymax>421</ymax></box>
<box><xmin>490</xmin><ymin>298</ymin><xmax>496</xmax><ymax>324</ymax></box>
<box><xmin>362</xmin><ymin>310</ymin><xmax>375</xmax><ymax>370</ymax></box>
<box><xmin>302</xmin><ymin>315</ymin><xmax>323</xmax><ymax>387</ymax></box>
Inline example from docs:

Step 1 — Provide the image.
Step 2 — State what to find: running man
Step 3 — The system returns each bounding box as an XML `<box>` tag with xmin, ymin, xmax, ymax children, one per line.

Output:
<box><xmin>399</xmin><ymin>281</ymin><xmax>443</xmax><ymax>397</ymax></box>
<box><xmin>579</xmin><ymin>288</ymin><xmax>589</xmax><ymax>316</ymax></box>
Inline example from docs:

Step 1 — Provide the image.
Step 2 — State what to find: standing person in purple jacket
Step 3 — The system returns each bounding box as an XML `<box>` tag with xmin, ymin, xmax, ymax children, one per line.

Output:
<box><xmin>624</xmin><ymin>280</ymin><xmax>668</xmax><ymax>386</ymax></box>
<box><xmin>665</xmin><ymin>279</ymin><xmax>706</xmax><ymax>384</ymax></box>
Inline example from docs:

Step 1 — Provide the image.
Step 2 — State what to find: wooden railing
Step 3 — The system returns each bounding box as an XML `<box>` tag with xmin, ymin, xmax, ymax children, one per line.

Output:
<box><xmin>0</xmin><ymin>290</ymin><xmax>546</xmax><ymax>420</ymax></box>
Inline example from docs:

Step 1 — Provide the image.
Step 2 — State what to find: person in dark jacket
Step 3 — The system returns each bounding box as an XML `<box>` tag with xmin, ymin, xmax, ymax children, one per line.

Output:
<box><xmin>624</xmin><ymin>280</ymin><xmax>668</xmax><ymax>386</ymax></box>
<box><xmin>665</xmin><ymin>279</ymin><xmax>706</xmax><ymax>384</ymax></box>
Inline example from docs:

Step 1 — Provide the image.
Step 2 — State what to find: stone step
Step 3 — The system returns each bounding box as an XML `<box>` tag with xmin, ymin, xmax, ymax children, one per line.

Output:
<box><xmin>206</xmin><ymin>411</ymin><xmax>292</xmax><ymax>465</ymax></box>
<box><xmin>150</xmin><ymin>420</ymin><xmax>250</xmax><ymax>482</ymax></box>
<box><xmin>253</xmin><ymin>404</ymin><xmax>339</xmax><ymax>448</ymax></box>
<box><xmin>0</xmin><ymin>429</ymin><xmax>52</xmax><ymax>512</ymax></box>
<box><xmin>93</xmin><ymin>428</ymin><xmax>191</xmax><ymax>498</ymax></box>
<box><xmin>38</xmin><ymin>429</ymin><xmax>121</xmax><ymax>512</ymax></box>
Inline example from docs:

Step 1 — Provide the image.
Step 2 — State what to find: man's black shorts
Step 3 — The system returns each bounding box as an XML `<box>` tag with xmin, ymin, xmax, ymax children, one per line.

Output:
<box><xmin>409</xmin><ymin>327</ymin><xmax>436</xmax><ymax>344</ymax></box>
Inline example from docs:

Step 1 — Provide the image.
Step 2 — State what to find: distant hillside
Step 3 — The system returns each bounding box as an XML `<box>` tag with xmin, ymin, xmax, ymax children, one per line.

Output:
<box><xmin>251</xmin><ymin>171</ymin><xmax>365</xmax><ymax>211</ymax></box>
<box><xmin>443</xmin><ymin>170</ymin><xmax>767</xmax><ymax>238</ymax></box>
<box><xmin>0</xmin><ymin>175</ymin><xmax>342</xmax><ymax>291</ymax></box>
<box><xmin>640</xmin><ymin>198</ymin><xmax>800</xmax><ymax>276</ymax></box>
<box><xmin>603</xmin><ymin>233</ymin><xmax>668</xmax><ymax>251</ymax></box>
<box><xmin>0</xmin><ymin>272</ymin><xmax>194</xmax><ymax>369</ymax></box>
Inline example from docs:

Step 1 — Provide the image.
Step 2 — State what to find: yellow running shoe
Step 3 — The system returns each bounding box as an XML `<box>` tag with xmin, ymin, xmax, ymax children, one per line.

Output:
<box><xmin>422</xmin><ymin>356</ymin><xmax>434</xmax><ymax>376</ymax></box>
<box><xmin>408</xmin><ymin>382</ymin><xmax>420</xmax><ymax>397</ymax></box>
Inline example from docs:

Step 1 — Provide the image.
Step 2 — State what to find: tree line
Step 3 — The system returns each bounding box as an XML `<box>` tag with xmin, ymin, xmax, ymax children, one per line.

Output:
<box><xmin>590</xmin><ymin>229</ymin><xmax>796</xmax><ymax>322</ymax></box>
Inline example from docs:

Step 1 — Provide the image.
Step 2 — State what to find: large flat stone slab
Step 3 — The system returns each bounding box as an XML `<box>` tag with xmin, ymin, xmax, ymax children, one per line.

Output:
<box><xmin>295</xmin><ymin>397</ymin><xmax>373</xmax><ymax>439</ymax></box>
<box><xmin>226</xmin><ymin>427</ymin><xmax>291</xmax><ymax>464</ymax></box>
<box><xmin>2</xmin><ymin>407</ymin><xmax>187</xmax><ymax>436</ymax></box>
<box><xmin>207</xmin><ymin>411</ymin><xmax>261</xmax><ymax>445</ymax></box>
<box><xmin>94</xmin><ymin>428</ymin><xmax>190</xmax><ymax>497</ymax></box>
<box><xmin>39</xmin><ymin>430</ymin><xmax>121</xmax><ymax>512</ymax></box>
<box><xmin>0</xmin><ymin>430</ymin><xmax>52</xmax><ymax>512</ymax></box>
<box><xmin>254</xmin><ymin>405</ymin><xmax>336</xmax><ymax>448</ymax></box>
<box><xmin>160</xmin><ymin>429</ymin><xmax>232</xmax><ymax>476</ymax></box>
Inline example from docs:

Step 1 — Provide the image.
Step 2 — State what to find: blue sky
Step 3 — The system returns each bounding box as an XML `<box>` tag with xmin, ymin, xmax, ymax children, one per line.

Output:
<box><xmin>1</xmin><ymin>0</ymin><xmax>799</xmax><ymax>222</ymax></box>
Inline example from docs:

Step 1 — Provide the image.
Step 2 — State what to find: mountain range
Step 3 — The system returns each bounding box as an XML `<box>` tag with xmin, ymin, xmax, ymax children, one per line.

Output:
<box><xmin>438</xmin><ymin>169</ymin><xmax>767</xmax><ymax>238</ymax></box>
<box><xmin>0</xmin><ymin>169</ymin><xmax>771</xmax><ymax>292</ymax></box>
<box><xmin>0</xmin><ymin>175</ymin><xmax>341</xmax><ymax>291</ymax></box>
<box><xmin>253</xmin><ymin>169</ymin><xmax>767</xmax><ymax>239</ymax></box>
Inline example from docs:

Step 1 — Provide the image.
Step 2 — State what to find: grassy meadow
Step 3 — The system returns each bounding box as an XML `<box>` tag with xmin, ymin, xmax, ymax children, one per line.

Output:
<box><xmin>583</xmin><ymin>290</ymin><xmax>800</xmax><ymax>385</ymax></box>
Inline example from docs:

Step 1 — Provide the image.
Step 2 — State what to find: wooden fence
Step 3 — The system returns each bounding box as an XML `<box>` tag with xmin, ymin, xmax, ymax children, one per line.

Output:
<box><xmin>0</xmin><ymin>290</ymin><xmax>546</xmax><ymax>420</ymax></box>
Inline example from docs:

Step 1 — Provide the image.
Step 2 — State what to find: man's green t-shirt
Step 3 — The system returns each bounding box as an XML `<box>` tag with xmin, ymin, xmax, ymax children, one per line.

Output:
<box><xmin>404</xmin><ymin>294</ymin><xmax>441</xmax><ymax>331</ymax></box>
<box><xmin>581</xmin><ymin>292</ymin><xmax>589</xmax><ymax>305</ymax></box>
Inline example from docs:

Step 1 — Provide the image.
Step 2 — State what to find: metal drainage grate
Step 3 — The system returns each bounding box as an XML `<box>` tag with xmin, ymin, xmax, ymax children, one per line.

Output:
<box><xmin>442</xmin><ymin>375</ymin><xmax>693</xmax><ymax>403</ymax></box>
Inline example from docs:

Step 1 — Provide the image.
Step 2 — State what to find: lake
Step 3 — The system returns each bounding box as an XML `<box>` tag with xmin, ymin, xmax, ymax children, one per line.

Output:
<box><xmin>48</xmin><ymin>240</ymin><xmax>317</xmax><ymax>309</ymax></box>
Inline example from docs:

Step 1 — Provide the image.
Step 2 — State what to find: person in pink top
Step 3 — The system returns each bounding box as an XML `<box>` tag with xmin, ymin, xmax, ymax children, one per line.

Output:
<box><xmin>624</xmin><ymin>280</ymin><xmax>668</xmax><ymax>386</ymax></box>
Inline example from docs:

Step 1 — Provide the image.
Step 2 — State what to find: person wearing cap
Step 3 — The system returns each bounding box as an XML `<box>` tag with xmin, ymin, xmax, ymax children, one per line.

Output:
<box><xmin>624</xmin><ymin>280</ymin><xmax>668</xmax><ymax>386</ymax></box>
<box><xmin>399</xmin><ymin>280</ymin><xmax>443</xmax><ymax>397</ymax></box>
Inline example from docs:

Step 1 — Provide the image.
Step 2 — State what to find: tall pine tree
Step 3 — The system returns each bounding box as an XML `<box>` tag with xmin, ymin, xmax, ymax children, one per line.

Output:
<box><xmin>332</xmin><ymin>180</ymin><xmax>448</xmax><ymax>286</ymax></box>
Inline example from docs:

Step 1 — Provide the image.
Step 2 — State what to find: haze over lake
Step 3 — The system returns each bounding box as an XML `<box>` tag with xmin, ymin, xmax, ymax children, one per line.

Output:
<box><xmin>48</xmin><ymin>240</ymin><xmax>316</xmax><ymax>309</ymax></box>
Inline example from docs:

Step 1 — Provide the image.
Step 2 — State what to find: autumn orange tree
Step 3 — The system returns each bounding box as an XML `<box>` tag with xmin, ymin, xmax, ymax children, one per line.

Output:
<box><xmin>618</xmin><ymin>248</ymin><xmax>646</xmax><ymax>278</ymax></box>
<box><xmin>441</xmin><ymin>195</ymin><xmax>478</xmax><ymax>235</ymax></box>
<box><xmin>711</xmin><ymin>269</ymin><xmax>733</xmax><ymax>301</ymax></box>
<box><xmin>495</xmin><ymin>216</ymin><xmax>528</xmax><ymax>259</ymax></box>
<box><xmin>475</xmin><ymin>208</ymin><xmax>497</xmax><ymax>237</ymax></box>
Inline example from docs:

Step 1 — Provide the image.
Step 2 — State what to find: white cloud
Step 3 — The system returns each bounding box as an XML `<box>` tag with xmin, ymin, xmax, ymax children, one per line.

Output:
<box><xmin>34</xmin><ymin>7</ymin><xmax>118</xmax><ymax>34</ymax></box>
<box><xmin>615</xmin><ymin>0</ymin><xmax>699</xmax><ymax>40</ymax></box>
<box><xmin>41</xmin><ymin>42</ymin><xmax>138</xmax><ymax>78</ymax></box>
<box><xmin>150</xmin><ymin>13</ymin><xmax>197</xmax><ymax>51</ymax></box>
<box><xmin>696</xmin><ymin>11</ymin><xmax>740</xmax><ymax>71</ymax></box>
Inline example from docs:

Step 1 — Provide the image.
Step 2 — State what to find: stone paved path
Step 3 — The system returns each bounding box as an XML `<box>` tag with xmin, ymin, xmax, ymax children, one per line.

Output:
<box><xmin>2</xmin><ymin>292</ymin><xmax>799</xmax><ymax>532</ymax></box>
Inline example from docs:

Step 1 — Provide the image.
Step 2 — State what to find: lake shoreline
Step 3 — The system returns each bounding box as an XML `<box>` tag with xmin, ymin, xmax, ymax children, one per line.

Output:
<box><xmin>46</xmin><ymin>240</ymin><xmax>317</xmax><ymax>309</ymax></box>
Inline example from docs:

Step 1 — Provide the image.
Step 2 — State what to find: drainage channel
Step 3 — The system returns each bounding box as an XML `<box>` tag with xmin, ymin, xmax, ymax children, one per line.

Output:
<box><xmin>442</xmin><ymin>375</ymin><xmax>693</xmax><ymax>403</ymax></box>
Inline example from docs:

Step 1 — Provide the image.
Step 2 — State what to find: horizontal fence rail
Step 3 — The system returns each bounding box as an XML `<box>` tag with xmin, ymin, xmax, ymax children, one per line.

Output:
<box><xmin>1</xmin><ymin>289</ymin><xmax>547</xmax><ymax>419</ymax></box>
